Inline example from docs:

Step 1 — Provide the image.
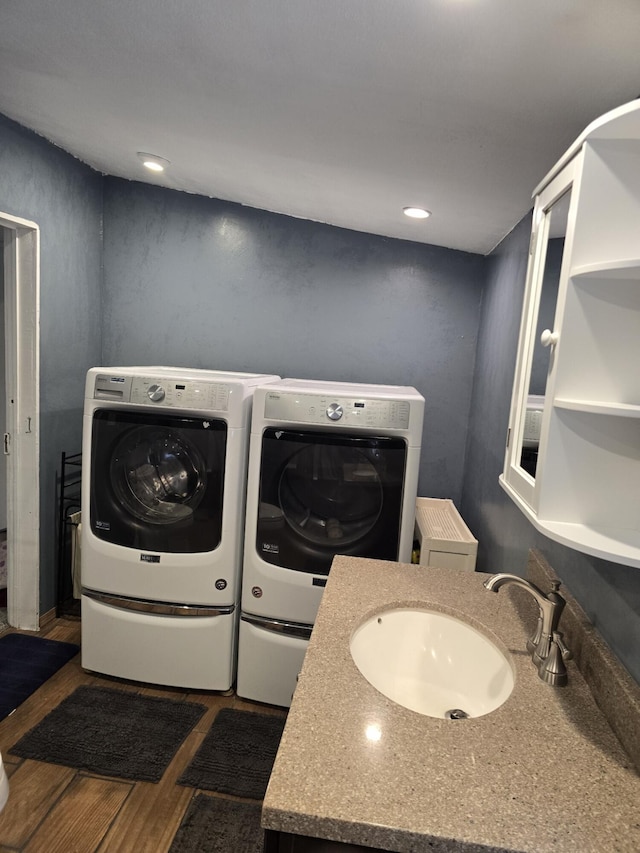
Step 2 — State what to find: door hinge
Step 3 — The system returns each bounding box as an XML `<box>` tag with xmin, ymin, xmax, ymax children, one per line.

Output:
<box><xmin>3</xmin><ymin>433</ymin><xmax>10</xmax><ymax>455</ymax></box>
<box><xmin>506</xmin><ymin>427</ymin><xmax>511</xmax><ymax>449</ymax></box>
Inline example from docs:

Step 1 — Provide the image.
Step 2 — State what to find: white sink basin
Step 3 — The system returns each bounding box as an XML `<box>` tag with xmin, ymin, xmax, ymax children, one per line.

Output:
<box><xmin>350</xmin><ymin>608</ymin><xmax>514</xmax><ymax>719</ymax></box>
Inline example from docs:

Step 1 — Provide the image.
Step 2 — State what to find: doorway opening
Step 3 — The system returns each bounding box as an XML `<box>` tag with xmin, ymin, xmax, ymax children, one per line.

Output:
<box><xmin>0</xmin><ymin>213</ymin><xmax>40</xmax><ymax>631</ymax></box>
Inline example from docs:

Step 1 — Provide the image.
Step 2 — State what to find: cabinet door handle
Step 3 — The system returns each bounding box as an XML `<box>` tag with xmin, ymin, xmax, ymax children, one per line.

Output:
<box><xmin>540</xmin><ymin>329</ymin><xmax>559</xmax><ymax>347</ymax></box>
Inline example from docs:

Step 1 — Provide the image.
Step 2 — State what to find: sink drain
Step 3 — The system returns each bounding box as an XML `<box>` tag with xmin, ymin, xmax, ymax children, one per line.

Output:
<box><xmin>444</xmin><ymin>708</ymin><xmax>469</xmax><ymax>720</ymax></box>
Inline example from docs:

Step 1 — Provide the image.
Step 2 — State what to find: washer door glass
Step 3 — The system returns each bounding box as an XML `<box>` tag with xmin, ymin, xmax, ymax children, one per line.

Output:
<box><xmin>90</xmin><ymin>409</ymin><xmax>226</xmax><ymax>553</ymax></box>
<box><xmin>112</xmin><ymin>427</ymin><xmax>207</xmax><ymax>525</ymax></box>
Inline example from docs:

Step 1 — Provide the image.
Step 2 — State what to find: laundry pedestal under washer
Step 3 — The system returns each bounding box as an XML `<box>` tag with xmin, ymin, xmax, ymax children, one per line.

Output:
<box><xmin>236</xmin><ymin>378</ymin><xmax>424</xmax><ymax>706</ymax></box>
<box><xmin>81</xmin><ymin>366</ymin><xmax>279</xmax><ymax>690</ymax></box>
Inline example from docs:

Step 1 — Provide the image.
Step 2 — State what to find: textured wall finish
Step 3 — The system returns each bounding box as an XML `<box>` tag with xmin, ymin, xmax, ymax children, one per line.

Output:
<box><xmin>4</xmin><ymin>110</ymin><xmax>636</xmax><ymax>688</ymax></box>
<box><xmin>0</xmin><ymin>114</ymin><xmax>103</xmax><ymax>611</ymax></box>
<box><xmin>102</xmin><ymin>179</ymin><xmax>485</xmax><ymax>503</ymax></box>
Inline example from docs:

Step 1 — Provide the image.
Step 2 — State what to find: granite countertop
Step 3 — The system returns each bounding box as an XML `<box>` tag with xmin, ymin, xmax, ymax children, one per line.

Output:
<box><xmin>262</xmin><ymin>556</ymin><xmax>640</xmax><ymax>853</ymax></box>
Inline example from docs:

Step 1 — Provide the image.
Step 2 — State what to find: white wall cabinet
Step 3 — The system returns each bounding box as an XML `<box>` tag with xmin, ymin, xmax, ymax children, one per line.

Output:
<box><xmin>500</xmin><ymin>100</ymin><xmax>640</xmax><ymax>568</ymax></box>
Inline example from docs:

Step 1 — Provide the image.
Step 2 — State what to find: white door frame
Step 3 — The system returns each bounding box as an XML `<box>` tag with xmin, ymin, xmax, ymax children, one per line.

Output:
<box><xmin>1</xmin><ymin>212</ymin><xmax>40</xmax><ymax>630</ymax></box>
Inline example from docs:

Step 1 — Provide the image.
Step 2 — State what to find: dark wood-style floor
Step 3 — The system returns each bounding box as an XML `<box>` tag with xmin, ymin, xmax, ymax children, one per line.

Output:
<box><xmin>0</xmin><ymin>617</ymin><xmax>286</xmax><ymax>852</ymax></box>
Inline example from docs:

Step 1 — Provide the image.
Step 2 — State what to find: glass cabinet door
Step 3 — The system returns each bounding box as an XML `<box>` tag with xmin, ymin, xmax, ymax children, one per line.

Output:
<box><xmin>501</xmin><ymin>156</ymin><xmax>577</xmax><ymax>510</ymax></box>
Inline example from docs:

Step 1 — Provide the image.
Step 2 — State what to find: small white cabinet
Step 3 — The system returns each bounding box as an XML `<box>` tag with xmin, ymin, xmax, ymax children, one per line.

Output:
<box><xmin>500</xmin><ymin>100</ymin><xmax>640</xmax><ymax>568</ymax></box>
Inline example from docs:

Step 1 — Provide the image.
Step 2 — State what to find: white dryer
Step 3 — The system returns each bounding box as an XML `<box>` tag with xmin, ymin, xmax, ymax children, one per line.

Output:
<box><xmin>236</xmin><ymin>378</ymin><xmax>424</xmax><ymax>706</ymax></box>
<box><xmin>81</xmin><ymin>366</ymin><xmax>279</xmax><ymax>690</ymax></box>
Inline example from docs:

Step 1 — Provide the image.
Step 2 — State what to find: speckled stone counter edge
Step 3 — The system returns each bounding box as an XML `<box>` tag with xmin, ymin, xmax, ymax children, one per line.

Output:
<box><xmin>263</xmin><ymin>557</ymin><xmax>640</xmax><ymax>853</ymax></box>
<box><xmin>527</xmin><ymin>548</ymin><xmax>640</xmax><ymax>773</ymax></box>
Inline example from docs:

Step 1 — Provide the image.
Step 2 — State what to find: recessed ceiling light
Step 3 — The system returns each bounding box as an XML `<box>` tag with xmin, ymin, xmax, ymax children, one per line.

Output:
<box><xmin>137</xmin><ymin>152</ymin><xmax>171</xmax><ymax>173</ymax></box>
<box><xmin>403</xmin><ymin>207</ymin><xmax>431</xmax><ymax>219</ymax></box>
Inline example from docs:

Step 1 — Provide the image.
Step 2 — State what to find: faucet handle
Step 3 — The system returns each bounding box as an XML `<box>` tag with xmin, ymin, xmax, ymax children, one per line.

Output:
<box><xmin>553</xmin><ymin>631</ymin><xmax>572</xmax><ymax>661</ymax></box>
<box><xmin>538</xmin><ymin>632</ymin><xmax>570</xmax><ymax>687</ymax></box>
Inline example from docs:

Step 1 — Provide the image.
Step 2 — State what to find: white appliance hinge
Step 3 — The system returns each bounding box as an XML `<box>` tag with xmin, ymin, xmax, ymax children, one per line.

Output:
<box><xmin>3</xmin><ymin>433</ymin><xmax>10</xmax><ymax>455</ymax></box>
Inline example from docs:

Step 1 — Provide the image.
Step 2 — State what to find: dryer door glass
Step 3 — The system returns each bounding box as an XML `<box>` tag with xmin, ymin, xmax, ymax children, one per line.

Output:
<box><xmin>90</xmin><ymin>409</ymin><xmax>226</xmax><ymax>553</ymax></box>
<box><xmin>256</xmin><ymin>429</ymin><xmax>407</xmax><ymax>574</ymax></box>
<box><xmin>278</xmin><ymin>444</ymin><xmax>383</xmax><ymax>547</ymax></box>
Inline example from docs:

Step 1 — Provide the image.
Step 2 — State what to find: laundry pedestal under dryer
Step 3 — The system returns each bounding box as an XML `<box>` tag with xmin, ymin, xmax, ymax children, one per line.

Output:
<box><xmin>237</xmin><ymin>378</ymin><xmax>424</xmax><ymax>706</ymax></box>
<box><xmin>80</xmin><ymin>366</ymin><xmax>279</xmax><ymax>690</ymax></box>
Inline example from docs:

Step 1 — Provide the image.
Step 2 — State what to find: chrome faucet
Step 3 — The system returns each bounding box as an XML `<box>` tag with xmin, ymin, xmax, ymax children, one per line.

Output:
<box><xmin>483</xmin><ymin>573</ymin><xmax>572</xmax><ymax>686</ymax></box>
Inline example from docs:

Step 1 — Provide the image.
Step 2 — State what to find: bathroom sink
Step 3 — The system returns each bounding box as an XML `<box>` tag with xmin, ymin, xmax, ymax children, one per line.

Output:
<box><xmin>350</xmin><ymin>608</ymin><xmax>514</xmax><ymax>719</ymax></box>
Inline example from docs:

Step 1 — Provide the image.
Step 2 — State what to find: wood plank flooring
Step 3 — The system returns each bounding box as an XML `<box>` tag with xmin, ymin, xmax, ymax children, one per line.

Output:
<box><xmin>0</xmin><ymin>618</ymin><xmax>286</xmax><ymax>852</ymax></box>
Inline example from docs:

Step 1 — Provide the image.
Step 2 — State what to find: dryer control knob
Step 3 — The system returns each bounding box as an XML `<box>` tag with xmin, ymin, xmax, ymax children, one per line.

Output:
<box><xmin>147</xmin><ymin>384</ymin><xmax>165</xmax><ymax>402</ymax></box>
<box><xmin>326</xmin><ymin>403</ymin><xmax>343</xmax><ymax>421</ymax></box>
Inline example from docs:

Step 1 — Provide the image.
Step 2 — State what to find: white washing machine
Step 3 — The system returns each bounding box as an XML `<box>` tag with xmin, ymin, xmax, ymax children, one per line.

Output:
<box><xmin>81</xmin><ymin>366</ymin><xmax>279</xmax><ymax>690</ymax></box>
<box><xmin>236</xmin><ymin>378</ymin><xmax>425</xmax><ymax>706</ymax></box>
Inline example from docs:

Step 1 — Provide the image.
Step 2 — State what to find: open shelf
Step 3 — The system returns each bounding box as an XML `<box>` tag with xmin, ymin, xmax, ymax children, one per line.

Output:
<box><xmin>500</xmin><ymin>478</ymin><xmax>640</xmax><ymax>569</ymax></box>
<box><xmin>536</xmin><ymin>519</ymin><xmax>640</xmax><ymax>568</ymax></box>
<box><xmin>539</xmin><ymin>408</ymin><xmax>639</xmax><ymax>539</ymax></box>
<box><xmin>554</xmin><ymin>398</ymin><xmax>640</xmax><ymax>417</ymax></box>
<box><xmin>554</xmin><ymin>274</ymin><xmax>639</xmax><ymax>403</ymax></box>
<box><xmin>571</xmin><ymin>258</ymin><xmax>640</xmax><ymax>280</ymax></box>
<box><xmin>570</xmin><ymin>141</ymin><xmax>640</xmax><ymax>269</ymax></box>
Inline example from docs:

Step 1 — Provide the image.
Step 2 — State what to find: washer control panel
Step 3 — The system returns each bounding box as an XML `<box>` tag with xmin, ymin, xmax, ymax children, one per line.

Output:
<box><xmin>264</xmin><ymin>390</ymin><xmax>411</xmax><ymax>430</ymax></box>
<box><xmin>93</xmin><ymin>373</ymin><xmax>231</xmax><ymax>412</ymax></box>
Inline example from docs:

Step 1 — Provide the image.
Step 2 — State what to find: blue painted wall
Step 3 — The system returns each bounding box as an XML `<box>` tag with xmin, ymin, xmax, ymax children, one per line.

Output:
<box><xmin>1</xmin><ymin>112</ymin><xmax>638</xmax><ymax>688</ymax></box>
<box><xmin>460</xmin><ymin>215</ymin><xmax>640</xmax><ymax>684</ymax></box>
<box><xmin>0</xmin><ymin>114</ymin><xmax>103</xmax><ymax>610</ymax></box>
<box><xmin>102</xmin><ymin>179</ymin><xmax>485</xmax><ymax>502</ymax></box>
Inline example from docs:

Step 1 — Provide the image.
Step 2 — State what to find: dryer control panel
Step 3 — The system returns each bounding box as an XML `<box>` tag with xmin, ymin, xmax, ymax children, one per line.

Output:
<box><xmin>263</xmin><ymin>390</ymin><xmax>411</xmax><ymax>430</ymax></box>
<box><xmin>93</xmin><ymin>373</ymin><xmax>231</xmax><ymax>412</ymax></box>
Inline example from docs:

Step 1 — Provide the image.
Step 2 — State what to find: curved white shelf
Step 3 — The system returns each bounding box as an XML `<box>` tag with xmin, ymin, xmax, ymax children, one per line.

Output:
<box><xmin>539</xmin><ymin>520</ymin><xmax>640</xmax><ymax>569</ymax></box>
<box><xmin>571</xmin><ymin>258</ymin><xmax>640</xmax><ymax>280</ymax></box>
<box><xmin>554</xmin><ymin>398</ymin><xmax>640</xmax><ymax>417</ymax></box>
<box><xmin>499</xmin><ymin>477</ymin><xmax>640</xmax><ymax>568</ymax></box>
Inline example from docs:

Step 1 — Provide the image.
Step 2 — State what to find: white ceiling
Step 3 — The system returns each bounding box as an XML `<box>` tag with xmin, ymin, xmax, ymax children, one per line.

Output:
<box><xmin>1</xmin><ymin>1</ymin><xmax>640</xmax><ymax>255</ymax></box>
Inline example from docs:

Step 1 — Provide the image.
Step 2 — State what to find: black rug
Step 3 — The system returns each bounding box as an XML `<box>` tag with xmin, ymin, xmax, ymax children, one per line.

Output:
<box><xmin>178</xmin><ymin>708</ymin><xmax>286</xmax><ymax>799</ymax></box>
<box><xmin>0</xmin><ymin>633</ymin><xmax>80</xmax><ymax>722</ymax></box>
<box><xmin>169</xmin><ymin>793</ymin><xmax>263</xmax><ymax>853</ymax></box>
<box><xmin>10</xmin><ymin>684</ymin><xmax>206</xmax><ymax>782</ymax></box>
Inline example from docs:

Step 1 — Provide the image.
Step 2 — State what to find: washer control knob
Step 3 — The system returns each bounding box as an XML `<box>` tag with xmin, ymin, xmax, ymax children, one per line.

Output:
<box><xmin>326</xmin><ymin>403</ymin><xmax>343</xmax><ymax>421</ymax></box>
<box><xmin>147</xmin><ymin>384</ymin><xmax>165</xmax><ymax>402</ymax></box>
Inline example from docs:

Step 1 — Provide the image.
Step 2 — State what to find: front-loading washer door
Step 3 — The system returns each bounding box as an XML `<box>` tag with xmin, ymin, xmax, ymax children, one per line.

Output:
<box><xmin>90</xmin><ymin>409</ymin><xmax>226</xmax><ymax>553</ymax></box>
<box><xmin>255</xmin><ymin>428</ymin><xmax>407</xmax><ymax>575</ymax></box>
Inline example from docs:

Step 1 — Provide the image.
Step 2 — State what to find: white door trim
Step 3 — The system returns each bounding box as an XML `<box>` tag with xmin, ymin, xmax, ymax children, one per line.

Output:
<box><xmin>1</xmin><ymin>211</ymin><xmax>40</xmax><ymax>630</ymax></box>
